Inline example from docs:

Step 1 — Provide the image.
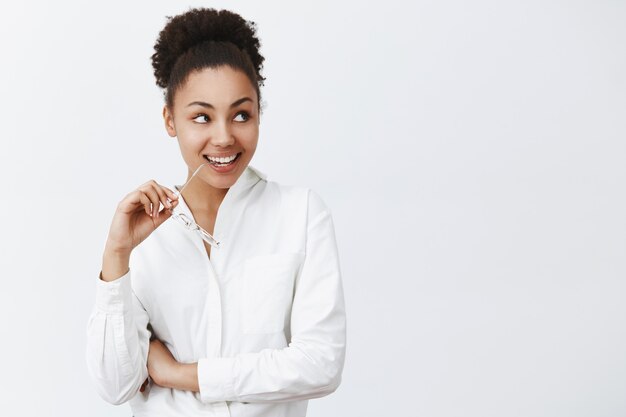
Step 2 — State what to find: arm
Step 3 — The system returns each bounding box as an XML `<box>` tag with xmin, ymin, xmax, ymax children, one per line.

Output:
<box><xmin>156</xmin><ymin>191</ymin><xmax>347</xmax><ymax>403</ymax></box>
<box><xmin>85</xmin><ymin>181</ymin><xmax>178</xmax><ymax>403</ymax></box>
<box><xmin>85</xmin><ymin>266</ymin><xmax>151</xmax><ymax>405</ymax></box>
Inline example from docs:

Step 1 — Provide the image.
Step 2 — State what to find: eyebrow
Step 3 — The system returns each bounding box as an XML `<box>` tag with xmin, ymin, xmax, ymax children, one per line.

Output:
<box><xmin>186</xmin><ymin>97</ymin><xmax>253</xmax><ymax>109</ymax></box>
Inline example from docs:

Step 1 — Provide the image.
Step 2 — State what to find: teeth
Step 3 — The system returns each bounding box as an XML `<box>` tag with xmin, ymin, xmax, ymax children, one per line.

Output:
<box><xmin>206</xmin><ymin>153</ymin><xmax>238</xmax><ymax>164</ymax></box>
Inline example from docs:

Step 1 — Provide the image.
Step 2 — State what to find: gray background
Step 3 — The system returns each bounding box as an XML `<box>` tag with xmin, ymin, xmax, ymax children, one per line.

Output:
<box><xmin>0</xmin><ymin>0</ymin><xmax>624</xmax><ymax>416</ymax></box>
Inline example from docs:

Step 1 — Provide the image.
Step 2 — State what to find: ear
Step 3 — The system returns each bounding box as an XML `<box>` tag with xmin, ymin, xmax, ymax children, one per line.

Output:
<box><xmin>163</xmin><ymin>105</ymin><xmax>177</xmax><ymax>138</ymax></box>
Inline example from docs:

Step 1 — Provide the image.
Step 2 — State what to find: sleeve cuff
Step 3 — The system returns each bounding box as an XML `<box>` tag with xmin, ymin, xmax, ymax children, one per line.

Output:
<box><xmin>197</xmin><ymin>356</ymin><xmax>237</xmax><ymax>402</ymax></box>
<box><xmin>95</xmin><ymin>268</ymin><xmax>132</xmax><ymax>314</ymax></box>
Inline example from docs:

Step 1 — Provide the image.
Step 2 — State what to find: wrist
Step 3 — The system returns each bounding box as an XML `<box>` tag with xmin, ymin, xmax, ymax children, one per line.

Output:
<box><xmin>169</xmin><ymin>362</ymin><xmax>199</xmax><ymax>392</ymax></box>
<box><xmin>101</xmin><ymin>246</ymin><xmax>131</xmax><ymax>282</ymax></box>
<box><xmin>104</xmin><ymin>241</ymin><xmax>132</xmax><ymax>258</ymax></box>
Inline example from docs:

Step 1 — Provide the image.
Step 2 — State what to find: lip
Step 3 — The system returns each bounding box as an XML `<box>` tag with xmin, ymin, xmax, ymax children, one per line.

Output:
<box><xmin>204</xmin><ymin>152</ymin><xmax>240</xmax><ymax>159</ymax></box>
<box><xmin>204</xmin><ymin>152</ymin><xmax>241</xmax><ymax>173</ymax></box>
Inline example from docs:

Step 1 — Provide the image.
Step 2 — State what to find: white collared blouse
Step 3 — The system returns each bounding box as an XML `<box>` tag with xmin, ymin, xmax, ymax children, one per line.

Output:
<box><xmin>85</xmin><ymin>165</ymin><xmax>347</xmax><ymax>417</ymax></box>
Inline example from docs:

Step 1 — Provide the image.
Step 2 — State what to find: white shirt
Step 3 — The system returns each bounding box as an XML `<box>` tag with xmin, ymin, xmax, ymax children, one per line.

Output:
<box><xmin>85</xmin><ymin>165</ymin><xmax>347</xmax><ymax>417</ymax></box>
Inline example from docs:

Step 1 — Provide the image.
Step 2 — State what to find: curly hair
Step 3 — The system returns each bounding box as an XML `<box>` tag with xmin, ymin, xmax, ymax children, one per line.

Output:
<box><xmin>151</xmin><ymin>7</ymin><xmax>266</xmax><ymax>111</ymax></box>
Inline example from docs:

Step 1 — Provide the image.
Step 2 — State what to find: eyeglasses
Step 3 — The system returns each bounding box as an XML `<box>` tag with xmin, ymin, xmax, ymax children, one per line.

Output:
<box><xmin>167</xmin><ymin>162</ymin><xmax>222</xmax><ymax>249</ymax></box>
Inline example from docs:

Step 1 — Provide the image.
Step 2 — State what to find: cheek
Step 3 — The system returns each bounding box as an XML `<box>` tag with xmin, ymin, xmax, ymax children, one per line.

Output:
<box><xmin>235</xmin><ymin>124</ymin><xmax>259</xmax><ymax>145</ymax></box>
<box><xmin>238</xmin><ymin>123</ymin><xmax>259</xmax><ymax>143</ymax></box>
<box><xmin>242</xmin><ymin>133</ymin><xmax>259</xmax><ymax>152</ymax></box>
<box><xmin>178</xmin><ymin>126</ymin><xmax>207</xmax><ymax>144</ymax></box>
<box><xmin>177</xmin><ymin>134</ymin><xmax>206</xmax><ymax>159</ymax></box>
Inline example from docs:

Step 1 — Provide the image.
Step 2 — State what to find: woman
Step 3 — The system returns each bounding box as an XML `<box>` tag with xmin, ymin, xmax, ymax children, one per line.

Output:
<box><xmin>85</xmin><ymin>7</ymin><xmax>347</xmax><ymax>417</ymax></box>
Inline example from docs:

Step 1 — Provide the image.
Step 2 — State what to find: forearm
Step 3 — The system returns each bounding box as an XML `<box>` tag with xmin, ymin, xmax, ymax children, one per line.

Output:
<box><xmin>194</xmin><ymin>206</ymin><xmax>346</xmax><ymax>403</ymax></box>
<box><xmin>146</xmin><ymin>338</ymin><xmax>200</xmax><ymax>392</ymax></box>
<box><xmin>167</xmin><ymin>362</ymin><xmax>200</xmax><ymax>392</ymax></box>
<box><xmin>101</xmin><ymin>244</ymin><xmax>131</xmax><ymax>282</ymax></box>
<box><xmin>195</xmin><ymin>340</ymin><xmax>345</xmax><ymax>403</ymax></box>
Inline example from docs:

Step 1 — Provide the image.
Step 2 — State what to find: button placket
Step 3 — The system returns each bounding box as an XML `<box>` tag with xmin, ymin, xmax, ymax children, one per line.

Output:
<box><xmin>204</xmin><ymin>258</ymin><xmax>223</xmax><ymax>358</ymax></box>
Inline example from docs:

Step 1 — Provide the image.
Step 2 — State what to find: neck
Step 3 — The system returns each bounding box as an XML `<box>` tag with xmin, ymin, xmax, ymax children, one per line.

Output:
<box><xmin>179</xmin><ymin>172</ymin><xmax>229</xmax><ymax>216</ymax></box>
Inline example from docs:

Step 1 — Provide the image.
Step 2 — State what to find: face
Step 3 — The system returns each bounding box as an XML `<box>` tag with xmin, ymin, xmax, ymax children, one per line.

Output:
<box><xmin>163</xmin><ymin>65</ymin><xmax>260</xmax><ymax>190</ymax></box>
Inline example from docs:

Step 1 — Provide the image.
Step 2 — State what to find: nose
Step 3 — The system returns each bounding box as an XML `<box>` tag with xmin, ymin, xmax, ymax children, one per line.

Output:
<box><xmin>211</xmin><ymin>119</ymin><xmax>235</xmax><ymax>147</ymax></box>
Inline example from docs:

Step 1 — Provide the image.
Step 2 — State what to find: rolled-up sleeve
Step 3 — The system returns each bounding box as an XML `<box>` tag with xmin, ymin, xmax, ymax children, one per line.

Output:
<box><xmin>85</xmin><ymin>269</ymin><xmax>151</xmax><ymax>405</ymax></box>
<box><xmin>197</xmin><ymin>189</ymin><xmax>347</xmax><ymax>403</ymax></box>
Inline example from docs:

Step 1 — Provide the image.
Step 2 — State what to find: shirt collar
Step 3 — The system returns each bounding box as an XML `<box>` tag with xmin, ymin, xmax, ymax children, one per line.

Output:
<box><xmin>226</xmin><ymin>164</ymin><xmax>266</xmax><ymax>198</ymax></box>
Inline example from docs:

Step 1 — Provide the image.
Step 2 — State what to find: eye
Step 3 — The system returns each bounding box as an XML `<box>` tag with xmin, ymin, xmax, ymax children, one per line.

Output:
<box><xmin>193</xmin><ymin>113</ymin><xmax>209</xmax><ymax>123</ymax></box>
<box><xmin>234</xmin><ymin>111</ymin><xmax>250</xmax><ymax>122</ymax></box>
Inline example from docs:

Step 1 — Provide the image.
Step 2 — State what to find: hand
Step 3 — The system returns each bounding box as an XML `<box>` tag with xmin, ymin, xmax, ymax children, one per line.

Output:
<box><xmin>146</xmin><ymin>338</ymin><xmax>178</xmax><ymax>388</ymax></box>
<box><xmin>144</xmin><ymin>338</ymin><xmax>200</xmax><ymax>392</ymax></box>
<box><xmin>139</xmin><ymin>378</ymin><xmax>149</xmax><ymax>393</ymax></box>
<box><xmin>105</xmin><ymin>180</ymin><xmax>180</xmax><ymax>254</ymax></box>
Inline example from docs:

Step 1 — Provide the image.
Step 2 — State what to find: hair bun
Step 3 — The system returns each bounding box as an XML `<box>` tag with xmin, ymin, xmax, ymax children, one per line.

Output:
<box><xmin>152</xmin><ymin>7</ymin><xmax>264</xmax><ymax>89</ymax></box>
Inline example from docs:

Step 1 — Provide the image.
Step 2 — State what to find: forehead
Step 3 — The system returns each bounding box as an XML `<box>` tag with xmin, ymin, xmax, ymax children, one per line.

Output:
<box><xmin>177</xmin><ymin>66</ymin><xmax>257</xmax><ymax>107</ymax></box>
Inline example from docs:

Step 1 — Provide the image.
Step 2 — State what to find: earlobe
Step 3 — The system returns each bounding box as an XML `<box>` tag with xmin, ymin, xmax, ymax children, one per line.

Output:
<box><xmin>162</xmin><ymin>105</ymin><xmax>177</xmax><ymax>138</ymax></box>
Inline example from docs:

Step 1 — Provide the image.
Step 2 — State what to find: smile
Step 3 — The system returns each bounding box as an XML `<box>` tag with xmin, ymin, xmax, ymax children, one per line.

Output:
<box><xmin>204</xmin><ymin>152</ymin><xmax>241</xmax><ymax>166</ymax></box>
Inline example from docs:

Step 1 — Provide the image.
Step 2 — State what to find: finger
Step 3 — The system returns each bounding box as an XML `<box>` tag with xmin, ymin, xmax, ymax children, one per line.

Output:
<box><xmin>151</xmin><ymin>184</ymin><xmax>171</xmax><ymax>216</ymax></box>
<box><xmin>148</xmin><ymin>182</ymin><xmax>175</xmax><ymax>219</ymax></box>
<box><xmin>161</xmin><ymin>186</ymin><xmax>179</xmax><ymax>203</ymax></box>
<box><xmin>152</xmin><ymin>200</ymin><xmax>178</xmax><ymax>228</ymax></box>
<box><xmin>139</xmin><ymin>184</ymin><xmax>162</xmax><ymax>218</ymax></box>
<box><xmin>138</xmin><ymin>191</ymin><xmax>153</xmax><ymax>217</ymax></box>
<box><xmin>154</xmin><ymin>185</ymin><xmax>182</xmax><ymax>217</ymax></box>
<box><xmin>164</xmin><ymin>198</ymin><xmax>179</xmax><ymax>214</ymax></box>
<box><xmin>117</xmin><ymin>189</ymin><xmax>151</xmax><ymax>215</ymax></box>
<box><xmin>138</xmin><ymin>180</ymin><xmax>163</xmax><ymax>218</ymax></box>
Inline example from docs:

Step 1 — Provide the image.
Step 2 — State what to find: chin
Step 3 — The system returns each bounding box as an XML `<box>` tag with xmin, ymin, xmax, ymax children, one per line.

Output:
<box><xmin>207</xmin><ymin>163</ymin><xmax>246</xmax><ymax>186</ymax></box>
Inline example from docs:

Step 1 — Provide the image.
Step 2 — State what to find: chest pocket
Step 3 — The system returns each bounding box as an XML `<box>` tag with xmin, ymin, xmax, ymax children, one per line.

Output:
<box><xmin>241</xmin><ymin>253</ymin><xmax>302</xmax><ymax>334</ymax></box>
